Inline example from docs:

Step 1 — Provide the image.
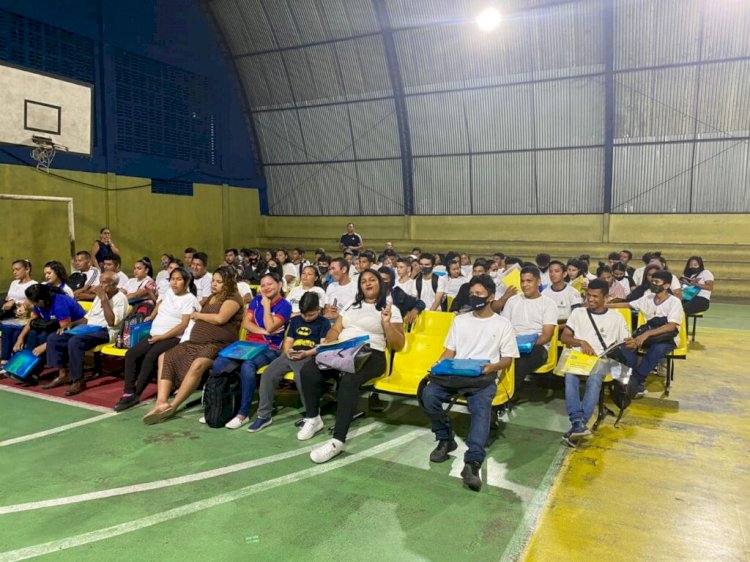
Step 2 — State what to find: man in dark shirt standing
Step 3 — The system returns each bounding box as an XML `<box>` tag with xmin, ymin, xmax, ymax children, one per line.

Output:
<box><xmin>339</xmin><ymin>222</ymin><xmax>364</xmax><ymax>256</ymax></box>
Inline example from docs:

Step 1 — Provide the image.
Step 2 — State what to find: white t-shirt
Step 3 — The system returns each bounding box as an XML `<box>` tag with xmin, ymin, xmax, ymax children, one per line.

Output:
<box><xmin>565</xmin><ymin>307</ymin><xmax>630</xmax><ymax>355</ymax></box>
<box><xmin>237</xmin><ymin>281</ymin><xmax>254</xmax><ymax>301</ymax></box>
<box><xmin>416</xmin><ymin>275</ymin><xmax>446</xmax><ymax>310</ymax></box>
<box><xmin>394</xmin><ymin>277</ymin><xmax>417</xmax><ymax>298</ymax></box>
<box><xmin>93</xmin><ymin>271</ymin><xmax>129</xmax><ymax>289</ymax></box>
<box><xmin>501</xmin><ymin>294</ymin><xmax>558</xmax><ymax>349</ymax></box>
<box><xmin>629</xmin><ymin>294</ymin><xmax>684</xmax><ymax>346</ymax></box>
<box><xmin>585</xmin><ymin>272</ymin><xmax>597</xmax><ymax>281</ymax></box>
<box><xmin>282</xmin><ymin>262</ymin><xmax>299</xmax><ymax>281</ymax></box>
<box><xmin>156</xmin><ymin>274</ymin><xmax>171</xmax><ymax>296</ymax></box>
<box><xmin>47</xmin><ymin>282</ymin><xmax>74</xmax><ymax>298</ymax></box>
<box><xmin>460</xmin><ymin>265</ymin><xmax>472</xmax><ymax>278</ymax></box>
<box><xmin>150</xmin><ymin>290</ymin><xmax>201</xmax><ymax>337</ymax></box>
<box><xmin>633</xmin><ymin>266</ymin><xmax>646</xmax><ymax>286</ymax></box>
<box><xmin>286</xmin><ymin>285</ymin><xmax>326</xmax><ymax>314</ymax></box>
<box><xmin>539</xmin><ymin>269</ymin><xmax>551</xmax><ymax>288</ymax></box>
<box><xmin>433</xmin><ymin>265</ymin><xmax>446</xmax><ymax>274</ymax></box>
<box><xmin>325</xmin><ymin>280</ymin><xmax>358</xmax><ymax>314</ymax></box>
<box><xmin>445</xmin><ymin>313</ymin><xmax>519</xmax><ymax>364</ymax></box>
<box><xmin>155</xmin><ymin>269</ymin><xmax>169</xmax><ymax>284</ymax></box>
<box><xmin>339</xmin><ymin>299</ymin><xmax>403</xmax><ymax>352</ymax></box>
<box><xmin>6</xmin><ymin>279</ymin><xmax>37</xmax><ymax>303</ymax></box>
<box><xmin>194</xmin><ymin>274</ymin><xmax>212</xmax><ymax>300</ymax></box>
<box><xmin>444</xmin><ymin>276</ymin><xmax>467</xmax><ymax>298</ymax></box>
<box><xmin>542</xmin><ymin>283</ymin><xmax>583</xmax><ymax>321</ymax></box>
<box><xmin>85</xmin><ymin>291</ymin><xmax>129</xmax><ymax>342</ymax></box>
<box><xmin>122</xmin><ymin>276</ymin><xmax>155</xmax><ymax>295</ymax></box>
<box><xmin>686</xmin><ymin>269</ymin><xmax>714</xmax><ymax>300</ymax></box>
<box><xmin>79</xmin><ymin>268</ymin><xmax>99</xmax><ymax>287</ymax></box>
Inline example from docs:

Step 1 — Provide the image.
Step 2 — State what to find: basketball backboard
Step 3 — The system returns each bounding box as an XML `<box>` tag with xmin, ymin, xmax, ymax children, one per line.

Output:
<box><xmin>0</xmin><ymin>62</ymin><xmax>93</xmax><ymax>156</ymax></box>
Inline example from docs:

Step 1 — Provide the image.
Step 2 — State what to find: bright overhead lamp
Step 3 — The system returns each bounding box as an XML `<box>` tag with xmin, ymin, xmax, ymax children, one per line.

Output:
<box><xmin>476</xmin><ymin>7</ymin><xmax>502</xmax><ymax>32</ymax></box>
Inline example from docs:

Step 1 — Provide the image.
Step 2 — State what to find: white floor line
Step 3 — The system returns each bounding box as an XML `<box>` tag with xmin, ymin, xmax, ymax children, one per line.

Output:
<box><xmin>0</xmin><ymin>412</ymin><xmax>115</xmax><ymax>448</ymax></box>
<box><xmin>0</xmin><ymin>428</ymin><xmax>425</xmax><ymax>562</ymax></box>
<box><xmin>0</xmin><ymin>385</ymin><xmax>112</xmax><ymax>413</ymax></box>
<box><xmin>0</xmin><ymin>421</ymin><xmax>382</xmax><ymax>515</ymax></box>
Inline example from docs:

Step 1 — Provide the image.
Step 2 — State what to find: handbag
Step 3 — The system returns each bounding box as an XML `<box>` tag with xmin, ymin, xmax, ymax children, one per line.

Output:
<box><xmin>632</xmin><ymin>316</ymin><xmax>678</xmax><ymax>346</ymax></box>
<box><xmin>5</xmin><ymin>350</ymin><xmax>42</xmax><ymax>383</ymax></box>
<box><xmin>30</xmin><ymin>318</ymin><xmax>60</xmax><ymax>333</ymax></box>
<box><xmin>315</xmin><ymin>336</ymin><xmax>371</xmax><ymax>374</ymax></box>
<box><xmin>681</xmin><ymin>285</ymin><xmax>700</xmax><ymax>302</ymax></box>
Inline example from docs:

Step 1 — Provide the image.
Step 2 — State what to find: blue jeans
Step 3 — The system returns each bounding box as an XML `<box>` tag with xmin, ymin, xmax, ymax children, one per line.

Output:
<box><xmin>212</xmin><ymin>348</ymin><xmax>280</xmax><ymax>417</ymax></box>
<box><xmin>421</xmin><ymin>381</ymin><xmax>497</xmax><ymax>464</ymax></box>
<box><xmin>2</xmin><ymin>323</ymin><xmax>25</xmax><ymax>360</ymax></box>
<box><xmin>565</xmin><ymin>373</ymin><xmax>603</xmax><ymax>426</ymax></box>
<box><xmin>619</xmin><ymin>342</ymin><xmax>675</xmax><ymax>384</ymax></box>
<box><xmin>46</xmin><ymin>328</ymin><xmax>110</xmax><ymax>381</ymax></box>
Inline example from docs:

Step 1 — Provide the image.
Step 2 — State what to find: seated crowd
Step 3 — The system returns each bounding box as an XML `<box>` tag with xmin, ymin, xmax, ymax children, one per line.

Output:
<box><xmin>0</xmin><ymin>224</ymin><xmax>713</xmax><ymax>491</ymax></box>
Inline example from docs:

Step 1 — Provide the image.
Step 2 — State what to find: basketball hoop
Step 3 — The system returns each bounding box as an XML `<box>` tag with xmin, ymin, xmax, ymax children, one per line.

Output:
<box><xmin>30</xmin><ymin>135</ymin><xmax>68</xmax><ymax>173</ymax></box>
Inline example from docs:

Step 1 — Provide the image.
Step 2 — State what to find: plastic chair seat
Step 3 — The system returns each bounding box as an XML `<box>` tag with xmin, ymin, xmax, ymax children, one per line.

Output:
<box><xmin>532</xmin><ymin>325</ymin><xmax>559</xmax><ymax>374</ymax></box>
<box><xmin>99</xmin><ymin>343</ymin><xmax>128</xmax><ymax>357</ymax></box>
<box><xmin>375</xmin><ymin>334</ymin><xmax>446</xmax><ymax>396</ymax></box>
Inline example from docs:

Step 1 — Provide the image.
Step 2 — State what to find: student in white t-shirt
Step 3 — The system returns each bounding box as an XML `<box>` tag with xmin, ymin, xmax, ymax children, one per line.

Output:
<box><xmin>611</xmin><ymin>270</ymin><xmax>683</xmax><ymax>396</ymax></box>
<box><xmin>541</xmin><ymin>260</ymin><xmax>583</xmax><ymax>321</ymax></box>
<box><xmin>191</xmin><ymin>252</ymin><xmax>212</xmax><ymax>305</ymax></box>
<box><xmin>1</xmin><ymin>259</ymin><xmax>37</xmax><ymax>320</ymax></box>
<box><xmin>500</xmin><ymin>266</ymin><xmax>558</xmax><ymax>392</ymax></box>
<box><xmin>415</xmin><ymin>253</ymin><xmax>446</xmax><ymax>311</ymax></box>
<box><xmin>276</xmin><ymin>249</ymin><xmax>299</xmax><ymax>286</ymax></box>
<box><xmin>300</xmin><ymin>269</ymin><xmax>404</xmax><ymax>464</ymax></box>
<box><xmin>394</xmin><ymin>258</ymin><xmax>417</xmax><ymax>298</ymax></box>
<box><xmin>680</xmin><ymin>256</ymin><xmax>714</xmax><ymax>315</ymax></box>
<box><xmin>121</xmin><ymin>259</ymin><xmax>156</xmax><ymax>301</ymax></box>
<box><xmin>286</xmin><ymin>265</ymin><xmax>326</xmax><ymax>315</ymax></box>
<box><xmin>156</xmin><ymin>258</ymin><xmax>182</xmax><ymax>296</ymax></box>
<box><xmin>560</xmin><ymin>279</ymin><xmax>630</xmax><ymax>445</ymax></box>
<box><xmin>323</xmin><ymin>258</ymin><xmax>358</xmax><ymax>320</ymax></box>
<box><xmin>444</xmin><ymin>261</ymin><xmax>468</xmax><ymax>298</ymax></box>
<box><xmin>535</xmin><ymin>253</ymin><xmax>551</xmax><ymax>288</ymax></box>
<box><xmin>114</xmin><ymin>267</ymin><xmax>201</xmax><ymax>412</ymax></box>
<box><xmin>421</xmin><ymin>274</ymin><xmax>519</xmax><ymax>492</ymax></box>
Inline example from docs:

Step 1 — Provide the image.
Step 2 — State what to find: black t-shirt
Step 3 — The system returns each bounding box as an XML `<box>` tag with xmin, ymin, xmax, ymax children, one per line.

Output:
<box><xmin>287</xmin><ymin>315</ymin><xmax>330</xmax><ymax>350</ymax></box>
<box><xmin>340</xmin><ymin>233</ymin><xmax>362</xmax><ymax>249</ymax></box>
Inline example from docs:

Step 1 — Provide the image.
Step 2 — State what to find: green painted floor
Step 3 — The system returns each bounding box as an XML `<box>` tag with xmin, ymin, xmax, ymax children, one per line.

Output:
<box><xmin>0</xmin><ymin>388</ymin><xmax>565</xmax><ymax>562</ymax></box>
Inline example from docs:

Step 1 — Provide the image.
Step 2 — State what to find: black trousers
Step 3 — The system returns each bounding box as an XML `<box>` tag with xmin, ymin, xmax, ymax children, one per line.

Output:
<box><xmin>682</xmin><ymin>296</ymin><xmax>710</xmax><ymax>315</ymax></box>
<box><xmin>300</xmin><ymin>350</ymin><xmax>386</xmax><ymax>442</ymax></box>
<box><xmin>513</xmin><ymin>345</ymin><xmax>548</xmax><ymax>390</ymax></box>
<box><xmin>122</xmin><ymin>337</ymin><xmax>180</xmax><ymax>395</ymax></box>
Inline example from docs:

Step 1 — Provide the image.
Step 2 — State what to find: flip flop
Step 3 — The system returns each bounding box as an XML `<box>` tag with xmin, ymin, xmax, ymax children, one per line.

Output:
<box><xmin>142</xmin><ymin>406</ymin><xmax>175</xmax><ymax>425</ymax></box>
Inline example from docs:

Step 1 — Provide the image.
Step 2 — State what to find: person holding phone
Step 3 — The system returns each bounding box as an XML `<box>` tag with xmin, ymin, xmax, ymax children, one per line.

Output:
<box><xmin>247</xmin><ymin>291</ymin><xmax>329</xmax><ymax>433</ymax></box>
<box><xmin>298</xmin><ymin>270</ymin><xmax>405</xmax><ymax>463</ymax></box>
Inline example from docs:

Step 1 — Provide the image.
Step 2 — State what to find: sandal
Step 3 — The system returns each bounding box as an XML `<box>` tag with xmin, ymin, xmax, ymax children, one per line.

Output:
<box><xmin>142</xmin><ymin>406</ymin><xmax>175</xmax><ymax>425</ymax></box>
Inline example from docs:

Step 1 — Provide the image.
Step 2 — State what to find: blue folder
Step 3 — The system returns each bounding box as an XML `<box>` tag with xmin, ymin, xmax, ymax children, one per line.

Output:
<box><xmin>430</xmin><ymin>358</ymin><xmax>490</xmax><ymax>377</ymax></box>
<box><xmin>316</xmin><ymin>335</ymin><xmax>370</xmax><ymax>353</ymax></box>
<box><xmin>219</xmin><ymin>341</ymin><xmax>269</xmax><ymax>361</ymax></box>
<box><xmin>5</xmin><ymin>350</ymin><xmax>41</xmax><ymax>382</ymax></box>
<box><xmin>67</xmin><ymin>324</ymin><xmax>107</xmax><ymax>336</ymax></box>
<box><xmin>516</xmin><ymin>333</ymin><xmax>539</xmax><ymax>355</ymax></box>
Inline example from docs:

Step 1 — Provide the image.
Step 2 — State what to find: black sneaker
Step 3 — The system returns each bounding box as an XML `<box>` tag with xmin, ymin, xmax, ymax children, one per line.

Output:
<box><xmin>114</xmin><ymin>394</ymin><xmax>140</xmax><ymax>412</ymax></box>
<box><xmin>461</xmin><ymin>461</ymin><xmax>482</xmax><ymax>492</ymax></box>
<box><xmin>368</xmin><ymin>393</ymin><xmax>386</xmax><ymax>412</ymax></box>
<box><xmin>429</xmin><ymin>439</ymin><xmax>458</xmax><ymax>463</ymax></box>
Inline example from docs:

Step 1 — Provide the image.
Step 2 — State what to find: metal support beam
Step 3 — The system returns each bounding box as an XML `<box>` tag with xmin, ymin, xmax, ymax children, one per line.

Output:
<box><xmin>373</xmin><ymin>0</ymin><xmax>414</xmax><ymax>216</ymax></box>
<box><xmin>603</xmin><ymin>0</ymin><xmax>615</xmax><ymax>214</ymax></box>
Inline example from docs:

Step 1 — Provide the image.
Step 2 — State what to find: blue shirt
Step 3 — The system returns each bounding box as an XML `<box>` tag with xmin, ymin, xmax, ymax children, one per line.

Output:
<box><xmin>246</xmin><ymin>296</ymin><xmax>292</xmax><ymax>349</ymax></box>
<box><xmin>287</xmin><ymin>315</ymin><xmax>330</xmax><ymax>350</ymax></box>
<box><xmin>34</xmin><ymin>294</ymin><xmax>86</xmax><ymax>323</ymax></box>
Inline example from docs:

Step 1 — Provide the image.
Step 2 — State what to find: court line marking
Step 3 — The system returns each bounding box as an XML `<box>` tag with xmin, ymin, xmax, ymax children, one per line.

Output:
<box><xmin>0</xmin><ymin>385</ymin><xmax>112</xmax><ymax>413</ymax></box>
<box><xmin>0</xmin><ymin>421</ymin><xmax>382</xmax><ymax>514</ymax></box>
<box><xmin>498</xmin><ymin>445</ymin><xmax>568</xmax><ymax>562</ymax></box>
<box><xmin>0</xmin><ymin>428</ymin><xmax>425</xmax><ymax>562</ymax></box>
<box><xmin>0</xmin><ymin>412</ymin><xmax>115</xmax><ymax>448</ymax></box>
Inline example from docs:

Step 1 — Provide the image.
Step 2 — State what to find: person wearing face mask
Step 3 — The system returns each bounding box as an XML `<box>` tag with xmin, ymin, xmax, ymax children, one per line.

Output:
<box><xmin>611</xmin><ymin>262</ymin><xmax>633</xmax><ymax>295</ymax></box>
<box><xmin>609</xmin><ymin>270</ymin><xmax>683</xmax><ymax>397</ymax></box>
<box><xmin>680</xmin><ymin>256</ymin><xmax>714</xmax><ymax>315</ymax></box>
<box><xmin>535</xmin><ymin>253</ymin><xmax>551</xmax><ymax>288</ymax></box>
<box><xmin>626</xmin><ymin>263</ymin><xmax>662</xmax><ymax>303</ymax></box>
<box><xmin>541</xmin><ymin>260</ymin><xmax>583</xmax><ymax>321</ymax></box>
<box><xmin>241</xmin><ymin>249</ymin><xmax>267</xmax><ymax>285</ymax></box>
<box><xmin>315</xmin><ymin>255</ymin><xmax>333</xmax><ymax>289</ymax></box>
<box><xmin>497</xmin><ymin>266</ymin><xmax>558</xmax><ymax>393</ymax></box>
<box><xmin>414</xmin><ymin>253</ymin><xmax>447</xmax><ymax>312</ymax></box>
<box><xmin>560</xmin><ymin>279</ymin><xmax>630</xmax><ymax>445</ymax></box>
<box><xmin>420</xmin><ymin>275</ymin><xmax>519</xmax><ymax>492</ymax></box>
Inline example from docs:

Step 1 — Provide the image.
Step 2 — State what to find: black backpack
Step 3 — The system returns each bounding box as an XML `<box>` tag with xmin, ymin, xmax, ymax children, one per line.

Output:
<box><xmin>202</xmin><ymin>370</ymin><xmax>241</xmax><ymax>428</ymax></box>
<box><xmin>67</xmin><ymin>272</ymin><xmax>88</xmax><ymax>291</ymax></box>
<box><xmin>415</xmin><ymin>275</ymin><xmax>447</xmax><ymax>311</ymax></box>
<box><xmin>115</xmin><ymin>300</ymin><xmax>155</xmax><ymax>349</ymax></box>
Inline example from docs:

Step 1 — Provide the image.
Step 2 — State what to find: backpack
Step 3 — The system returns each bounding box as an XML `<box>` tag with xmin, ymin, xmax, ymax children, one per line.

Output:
<box><xmin>67</xmin><ymin>272</ymin><xmax>88</xmax><ymax>291</ymax></box>
<box><xmin>202</xmin><ymin>370</ymin><xmax>241</xmax><ymax>428</ymax></box>
<box><xmin>115</xmin><ymin>300</ymin><xmax>155</xmax><ymax>349</ymax></box>
<box><xmin>415</xmin><ymin>275</ymin><xmax>447</xmax><ymax>311</ymax></box>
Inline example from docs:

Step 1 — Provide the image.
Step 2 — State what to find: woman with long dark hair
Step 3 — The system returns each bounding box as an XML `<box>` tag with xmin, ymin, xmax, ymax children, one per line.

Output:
<box><xmin>626</xmin><ymin>263</ymin><xmax>662</xmax><ymax>302</ymax></box>
<box><xmin>298</xmin><ymin>269</ymin><xmax>405</xmax><ymax>463</ymax></box>
<box><xmin>681</xmin><ymin>256</ymin><xmax>714</xmax><ymax>315</ymax></box>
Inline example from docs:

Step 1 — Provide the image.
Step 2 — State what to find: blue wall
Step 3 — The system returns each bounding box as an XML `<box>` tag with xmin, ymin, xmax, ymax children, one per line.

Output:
<box><xmin>0</xmin><ymin>0</ymin><xmax>266</xmax><ymax>206</ymax></box>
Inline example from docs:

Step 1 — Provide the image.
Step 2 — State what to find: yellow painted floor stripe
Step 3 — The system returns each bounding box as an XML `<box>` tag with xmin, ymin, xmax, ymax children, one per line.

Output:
<box><xmin>522</xmin><ymin>328</ymin><xmax>750</xmax><ymax>561</ymax></box>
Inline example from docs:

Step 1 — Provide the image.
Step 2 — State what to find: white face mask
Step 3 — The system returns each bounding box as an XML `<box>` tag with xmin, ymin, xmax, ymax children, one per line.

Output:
<box><xmin>489</xmin><ymin>271</ymin><xmax>500</xmax><ymax>280</ymax></box>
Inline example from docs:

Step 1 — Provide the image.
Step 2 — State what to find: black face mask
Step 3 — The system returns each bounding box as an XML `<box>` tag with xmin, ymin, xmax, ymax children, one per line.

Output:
<box><xmin>685</xmin><ymin>267</ymin><xmax>700</xmax><ymax>276</ymax></box>
<box><xmin>319</xmin><ymin>266</ymin><xmax>328</xmax><ymax>274</ymax></box>
<box><xmin>649</xmin><ymin>283</ymin><xmax>665</xmax><ymax>293</ymax></box>
<box><xmin>421</xmin><ymin>266</ymin><xmax>433</xmax><ymax>276</ymax></box>
<box><xmin>468</xmin><ymin>295</ymin><xmax>490</xmax><ymax>311</ymax></box>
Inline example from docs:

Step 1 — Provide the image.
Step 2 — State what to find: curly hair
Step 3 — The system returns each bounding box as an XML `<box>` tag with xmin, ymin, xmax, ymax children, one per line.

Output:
<box><xmin>213</xmin><ymin>266</ymin><xmax>238</xmax><ymax>303</ymax></box>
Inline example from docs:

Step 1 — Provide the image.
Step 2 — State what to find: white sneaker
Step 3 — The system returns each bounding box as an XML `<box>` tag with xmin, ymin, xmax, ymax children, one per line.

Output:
<box><xmin>198</xmin><ymin>416</ymin><xmax>206</xmax><ymax>424</ymax></box>
<box><xmin>296</xmin><ymin>415</ymin><xmax>324</xmax><ymax>441</ymax></box>
<box><xmin>225</xmin><ymin>415</ymin><xmax>249</xmax><ymax>429</ymax></box>
<box><xmin>310</xmin><ymin>439</ymin><xmax>344</xmax><ymax>463</ymax></box>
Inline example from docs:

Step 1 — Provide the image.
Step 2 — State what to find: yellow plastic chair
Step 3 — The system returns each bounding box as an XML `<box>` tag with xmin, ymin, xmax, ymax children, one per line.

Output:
<box><xmin>78</xmin><ymin>301</ymin><xmax>93</xmax><ymax>312</ymax></box>
<box><xmin>635</xmin><ymin>312</ymin><xmax>687</xmax><ymax>396</ymax></box>
<box><xmin>455</xmin><ymin>359</ymin><xmax>515</xmax><ymax>409</ymax></box>
<box><xmin>445</xmin><ymin>296</ymin><xmax>455</xmax><ymax>311</ymax></box>
<box><xmin>532</xmin><ymin>324</ymin><xmax>559</xmax><ymax>374</ymax></box>
<box><xmin>375</xmin><ymin>321</ymin><xmax>452</xmax><ymax>397</ymax></box>
<box><xmin>412</xmin><ymin>311</ymin><xmax>454</xmax><ymax>338</ymax></box>
<box><xmin>613</xmin><ymin>307</ymin><xmax>635</xmax><ymax>333</ymax></box>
